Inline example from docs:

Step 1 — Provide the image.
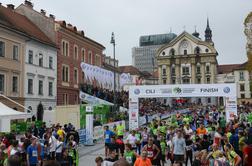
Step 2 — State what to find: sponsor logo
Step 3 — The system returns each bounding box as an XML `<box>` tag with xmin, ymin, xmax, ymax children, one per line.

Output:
<box><xmin>200</xmin><ymin>88</ymin><xmax>218</xmax><ymax>93</ymax></box>
<box><xmin>223</xmin><ymin>87</ymin><xmax>230</xmax><ymax>93</ymax></box>
<box><xmin>134</xmin><ymin>89</ymin><xmax>140</xmax><ymax>95</ymax></box>
<box><xmin>173</xmin><ymin>87</ymin><xmax>182</xmax><ymax>94</ymax></box>
<box><xmin>146</xmin><ymin>89</ymin><xmax>155</xmax><ymax>94</ymax></box>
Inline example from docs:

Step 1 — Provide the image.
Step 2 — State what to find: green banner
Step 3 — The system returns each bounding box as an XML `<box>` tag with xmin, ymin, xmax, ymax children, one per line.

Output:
<box><xmin>80</xmin><ymin>105</ymin><xmax>86</xmax><ymax>129</ymax></box>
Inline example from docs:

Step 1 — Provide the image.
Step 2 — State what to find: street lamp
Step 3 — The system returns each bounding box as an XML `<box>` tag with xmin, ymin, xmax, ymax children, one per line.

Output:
<box><xmin>110</xmin><ymin>32</ymin><xmax>116</xmax><ymax>112</ymax></box>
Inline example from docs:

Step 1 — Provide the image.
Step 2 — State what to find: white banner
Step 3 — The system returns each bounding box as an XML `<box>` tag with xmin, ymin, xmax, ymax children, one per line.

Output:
<box><xmin>129</xmin><ymin>84</ymin><xmax>236</xmax><ymax>98</ymax></box>
<box><xmin>85</xmin><ymin>106</ymin><xmax>94</xmax><ymax>145</ymax></box>
<box><xmin>80</xmin><ymin>62</ymin><xmax>132</xmax><ymax>90</ymax></box>
<box><xmin>129</xmin><ymin>84</ymin><xmax>237</xmax><ymax>130</ymax></box>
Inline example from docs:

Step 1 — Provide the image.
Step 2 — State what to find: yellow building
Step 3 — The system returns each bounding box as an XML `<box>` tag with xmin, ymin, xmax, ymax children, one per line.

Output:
<box><xmin>156</xmin><ymin>20</ymin><xmax>219</xmax><ymax>104</ymax></box>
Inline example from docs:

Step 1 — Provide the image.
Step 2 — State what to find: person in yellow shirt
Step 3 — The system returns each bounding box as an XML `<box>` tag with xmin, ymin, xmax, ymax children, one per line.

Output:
<box><xmin>117</xmin><ymin>122</ymin><xmax>125</xmax><ymax>139</ymax></box>
<box><xmin>57</xmin><ymin>126</ymin><xmax>65</xmax><ymax>139</ymax></box>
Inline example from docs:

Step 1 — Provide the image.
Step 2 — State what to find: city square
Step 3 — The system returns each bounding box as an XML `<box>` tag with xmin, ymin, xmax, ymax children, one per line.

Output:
<box><xmin>0</xmin><ymin>0</ymin><xmax>252</xmax><ymax>166</ymax></box>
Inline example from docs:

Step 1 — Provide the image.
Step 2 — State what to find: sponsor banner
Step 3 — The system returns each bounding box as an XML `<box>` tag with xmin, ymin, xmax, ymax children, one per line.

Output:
<box><xmin>80</xmin><ymin>91</ymin><xmax>114</xmax><ymax>106</ymax></box>
<box><xmin>79</xmin><ymin>129</ymin><xmax>86</xmax><ymax>145</ymax></box>
<box><xmin>225</xmin><ymin>97</ymin><xmax>238</xmax><ymax>122</ymax></box>
<box><xmin>129</xmin><ymin>83</ymin><xmax>237</xmax><ymax>129</ymax></box>
<box><xmin>129</xmin><ymin>84</ymin><xmax>236</xmax><ymax>98</ymax></box>
<box><xmin>85</xmin><ymin>106</ymin><xmax>94</xmax><ymax>145</ymax></box>
<box><xmin>93</xmin><ymin>126</ymin><xmax>103</xmax><ymax>141</ymax></box>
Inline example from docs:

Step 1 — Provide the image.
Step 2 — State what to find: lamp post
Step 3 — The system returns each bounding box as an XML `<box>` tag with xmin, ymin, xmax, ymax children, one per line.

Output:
<box><xmin>110</xmin><ymin>32</ymin><xmax>116</xmax><ymax>112</ymax></box>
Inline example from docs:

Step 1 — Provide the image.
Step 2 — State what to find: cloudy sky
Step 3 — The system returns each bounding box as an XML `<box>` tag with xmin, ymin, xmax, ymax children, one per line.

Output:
<box><xmin>2</xmin><ymin>0</ymin><xmax>252</xmax><ymax>66</ymax></box>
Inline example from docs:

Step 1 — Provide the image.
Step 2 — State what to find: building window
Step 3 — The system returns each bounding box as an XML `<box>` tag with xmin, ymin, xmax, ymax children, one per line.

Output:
<box><xmin>182</xmin><ymin>78</ymin><xmax>190</xmax><ymax>84</ymax></box>
<box><xmin>169</xmin><ymin>49</ymin><xmax>175</xmax><ymax>56</ymax></box>
<box><xmin>39</xmin><ymin>54</ymin><xmax>43</xmax><ymax>67</ymax></box>
<box><xmin>206</xmin><ymin>65</ymin><xmax>210</xmax><ymax>74</ymax></box>
<box><xmin>28</xmin><ymin>50</ymin><xmax>33</xmax><ymax>64</ymax></box>
<box><xmin>28</xmin><ymin>79</ymin><xmax>33</xmax><ymax>94</ymax></box>
<box><xmin>207</xmin><ymin>97</ymin><xmax>211</xmax><ymax>103</ymax></box>
<box><xmin>182</xmin><ymin>66</ymin><xmax>190</xmax><ymax>75</ymax></box>
<box><xmin>0</xmin><ymin>41</ymin><xmax>5</xmax><ymax>57</ymax></box>
<box><xmin>196</xmin><ymin>78</ymin><xmax>201</xmax><ymax>84</ymax></box>
<box><xmin>196</xmin><ymin>65</ymin><xmax>201</xmax><ymax>74</ymax></box>
<box><xmin>171</xmin><ymin>66</ymin><xmax>175</xmax><ymax>76</ymax></box>
<box><xmin>81</xmin><ymin>49</ymin><xmax>85</xmax><ymax>62</ymax></box>
<box><xmin>239</xmin><ymin>72</ymin><xmax>244</xmax><ymax>81</ymax></box>
<box><xmin>88</xmin><ymin>51</ymin><xmax>92</xmax><ymax>64</ymax></box>
<box><xmin>63</xmin><ymin>93</ymin><xmax>68</xmax><ymax>105</ymax></box>
<box><xmin>38</xmin><ymin>80</ymin><xmax>43</xmax><ymax>95</ymax></box>
<box><xmin>171</xmin><ymin>78</ymin><xmax>176</xmax><ymax>84</ymax></box>
<box><xmin>74</xmin><ymin>45</ymin><xmax>78</xmax><ymax>59</ymax></box>
<box><xmin>0</xmin><ymin>74</ymin><xmax>4</xmax><ymax>92</ymax></box>
<box><xmin>12</xmin><ymin>76</ymin><xmax>18</xmax><ymax>93</ymax></box>
<box><xmin>74</xmin><ymin>68</ymin><xmax>78</xmax><ymax>84</ymax></box>
<box><xmin>163</xmin><ymin>79</ymin><xmax>166</xmax><ymax>84</ymax></box>
<box><xmin>240</xmin><ymin>84</ymin><xmax>245</xmax><ymax>91</ymax></box>
<box><xmin>241</xmin><ymin>94</ymin><xmax>245</xmax><ymax>99</ymax></box>
<box><xmin>206</xmin><ymin>77</ymin><xmax>210</xmax><ymax>84</ymax></box>
<box><xmin>184</xmin><ymin>50</ymin><xmax>187</xmax><ymax>55</ymax></box>
<box><xmin>62</xmin><ymin>41</ymin><xmax>69</xmax><ymax>56</ymax></box>
<box><xmin>48</xmin><ymin>82</ymin><xmax>53</xmax><ymax>96</ymax></box>
<box><xmin>162</xmin><ymin>68</ymin><xmax>166</xmax><ymax>76</ymax></box>
<box><xmin>205</xmin><ymin>48</ymin><xmax>209</xmax><ymax>53</ymax></box>
<box><xmin>62</xmin><ymin>65</ymin><xmax>69</xmax><ymax>82</ymax></box>
<box><xmin>195</xmin><ymin>47</ymin><xmax>200</xmax><ymax>54</ymax></box>
<box><xmin>49</xmin><ymin>57</ymin><xmax>53</xmax><ymax>69</ymax></box>
<box><xmin>95</xmin><ymin>55</ymin><xmax>101</xmax><ymax>66</ymax></box>
<box><xmin>13</xmin><ymin>45</ymin><xmax>18</xmax><ymax>60</ymax></box>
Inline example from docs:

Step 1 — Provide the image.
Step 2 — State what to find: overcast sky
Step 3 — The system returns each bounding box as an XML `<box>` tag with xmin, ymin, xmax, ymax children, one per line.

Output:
<box><xmin>2</xmin><ymin>0</ymin><xmax>252</xmax><ymax>66</ymax></box>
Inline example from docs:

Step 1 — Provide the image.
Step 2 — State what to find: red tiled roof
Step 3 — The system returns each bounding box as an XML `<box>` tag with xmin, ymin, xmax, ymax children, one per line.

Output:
<box><xmin>218</xmin><ymin>62</ymin><xmax>247</xmax><ymax>74</ymax></box>
<box><xmin>119</xmin><ymin>65</ymin><xmax>141</xmax><ymax>75</ymax></box>
<box><xmin>0</xmin><ymin>5</ymin><xmax>55</xmax><ymax>47</ymax></box>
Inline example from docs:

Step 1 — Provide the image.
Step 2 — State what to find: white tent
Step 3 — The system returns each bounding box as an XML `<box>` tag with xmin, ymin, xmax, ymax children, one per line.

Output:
<box><xmin>0</xmin><ymin>102</ymin><xmax>32</xmax><ymax>132</ymax></box>
<box><xmin>0</xmin><ymin>102</ymin><xmax>32</xmax><ymax>119</ymax></box>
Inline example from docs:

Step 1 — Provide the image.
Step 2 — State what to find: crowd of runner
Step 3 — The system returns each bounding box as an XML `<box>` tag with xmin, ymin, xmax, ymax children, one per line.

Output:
<box><xmin>98</xmin><ymin>104</ymin><xmax>252</xmax><ymax>166</ymax></box>
<box><xmin>0</xmin><ymin>123</ymin><xmax>79</xmax><ymax>166</ymax></box>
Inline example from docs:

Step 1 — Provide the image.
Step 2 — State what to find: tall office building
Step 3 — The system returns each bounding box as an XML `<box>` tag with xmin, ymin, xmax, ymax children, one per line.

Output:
<box><xmin>132</xmin><ymin>33</ymin><xmax>177</xmax><ymax>73</ymax></box>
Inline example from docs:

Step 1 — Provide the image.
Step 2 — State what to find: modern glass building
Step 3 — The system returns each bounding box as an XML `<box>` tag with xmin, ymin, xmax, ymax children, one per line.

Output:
<box><xmin>132</xmin><ymin>33</ymin><xmax>177</xmax><ymax>73</ymax></box>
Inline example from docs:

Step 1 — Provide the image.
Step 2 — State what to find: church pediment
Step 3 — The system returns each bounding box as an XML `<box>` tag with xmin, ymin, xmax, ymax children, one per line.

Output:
<box><xmin>157</xmin><ymin>31</ymin><xmax>217</xmax><ymax>57</ymax></box>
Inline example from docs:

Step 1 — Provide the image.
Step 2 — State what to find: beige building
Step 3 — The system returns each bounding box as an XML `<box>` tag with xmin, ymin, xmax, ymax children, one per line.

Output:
<box><xmin>0</xmin><ymin>5</ymin><xmax>27</xmax><ymax>111</ymax></box>
<box><xmin>156</xmin><ymin>20</ymin><xmax>219</xmax><ymax>104</ymax></box>
<box><xmin>0</xmin><ymin>4</ymin><xmax>56</xmax><ymax>111</ymax></box>
<box><xmin>244</xmin><ymin>12</ymin><xmax>252</xmax><ymax>71</ymax></box>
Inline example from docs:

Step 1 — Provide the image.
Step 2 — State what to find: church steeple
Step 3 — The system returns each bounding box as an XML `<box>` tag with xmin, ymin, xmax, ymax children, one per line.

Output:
<box><xmin>205</xmin><ymin>17</ymin><xmax>213</xmax><ymax>44</ymax></box>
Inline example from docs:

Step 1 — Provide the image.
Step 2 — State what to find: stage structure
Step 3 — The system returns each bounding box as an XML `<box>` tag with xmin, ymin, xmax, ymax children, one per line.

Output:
<box><xmin>129</xmin><ymin>84</ymin><xmax>237</xmax><ymax>130</ymax></box>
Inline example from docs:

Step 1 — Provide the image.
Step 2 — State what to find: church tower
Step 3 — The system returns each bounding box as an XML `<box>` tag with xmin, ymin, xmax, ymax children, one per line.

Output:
<box><xmin>205</xmin><ymin>18</ymin><xmax>213</xmax><ymax>45</ymax></box>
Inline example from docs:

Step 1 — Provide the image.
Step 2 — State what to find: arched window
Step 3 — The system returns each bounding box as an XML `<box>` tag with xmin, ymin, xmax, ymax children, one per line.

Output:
<box><xmin>169</xmin><ymin>48</ymin><xmax>175</xmax><ymax>56</ymax></box>
<box><xmin>48</xmin><ymin>106</ymin><xmax>52</xmax><ymax>111</ymax></box>
<box><xmin>28</xmin><ymin>106</ymin><xmax>32</xmax><ymax>113</ymax></box>
<box><xmin>194</xmin><ymin>47</ymin><xmax>200</xmax><ymax>54</ymax></box>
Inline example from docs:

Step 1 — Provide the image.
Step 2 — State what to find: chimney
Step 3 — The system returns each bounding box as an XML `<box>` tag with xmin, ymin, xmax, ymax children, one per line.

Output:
<box><xmin>7</xmin><ymin>4</ymin><xmax>15</xmax><ymax>10</ymax></box>
<box><xmin>49</xmin><ymin>14</ymin><xmax>55</xmax><ymax>20</ymax></box>
<box><xmin>24</xmin><ymin>0</ymin><xmax>33</xmax><ymax>8</ymax></box>
<box><xmin>40</xmin><ymin>9</ymin><xmax>46</xmax><ymax>16</ymax></box>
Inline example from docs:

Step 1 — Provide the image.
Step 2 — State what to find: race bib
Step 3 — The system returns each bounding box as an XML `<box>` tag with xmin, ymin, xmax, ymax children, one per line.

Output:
<box><xmin>126</xmin><ymin>156</ymin><xmax>132</xmax><ymax>163</ymax></box>
<box><xmin>32</xmin><ymin>150</ymin><xmax>37</xmax><ymax>157</ymax></box>
<box><xmin>147</xmin><ymin>151</ymin><xmax>153</xmax><ymax>158</ymax></box>
<box><xmin>105</xmin><ymin>134</ymin><xmax>109</xmax><ymax>139</ymax></box>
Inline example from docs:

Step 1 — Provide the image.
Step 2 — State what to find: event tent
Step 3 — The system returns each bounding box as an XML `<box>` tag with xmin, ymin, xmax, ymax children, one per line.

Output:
<box><xmin>0</xmin><ymin>102</ymin><xmax>32</xmax><ymax>119</ymax></box>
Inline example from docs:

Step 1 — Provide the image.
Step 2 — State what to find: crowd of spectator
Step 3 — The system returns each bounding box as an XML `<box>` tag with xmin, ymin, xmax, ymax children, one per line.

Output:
<box><xmin>0</xmin><ymin>123</ymin><xmax>79</xmax><ymax>166</ymax></box>
<box><xmin>81</xmin><ymin>84</ymin><xmax>129</xmax><ymax>108</ymax></box>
